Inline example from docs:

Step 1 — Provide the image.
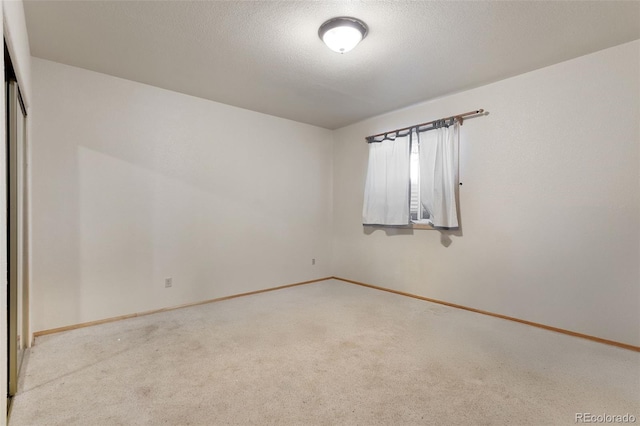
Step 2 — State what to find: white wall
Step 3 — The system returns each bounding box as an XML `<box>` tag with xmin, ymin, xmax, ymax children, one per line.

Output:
<box><xmin>31</xmin><ymin>58</ymin><xmax>333</xmax><ymax>332</ymax></box>
<box><xmin>332</xmin><ymin>40</ymin><xmax>640</xmax><ymax>346</ymax></box>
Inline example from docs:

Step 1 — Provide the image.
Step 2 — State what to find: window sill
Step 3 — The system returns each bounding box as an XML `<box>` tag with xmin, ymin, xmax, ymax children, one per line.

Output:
<box><xmin>410</xmin><ymin>223</ymin><xmax>436</xmax><ymax>230</ymax></box>
<box><xmin>363</xmin><ymin>223</ymin><xmax>436</xmax><ymax>231</ymax></box>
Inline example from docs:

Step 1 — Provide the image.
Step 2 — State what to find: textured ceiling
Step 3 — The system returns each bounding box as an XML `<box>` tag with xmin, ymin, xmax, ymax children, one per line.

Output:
<box><xmin>24</xmin><ymin>1</ymin><xmax>640</xmax><ymax>129</ymax></box>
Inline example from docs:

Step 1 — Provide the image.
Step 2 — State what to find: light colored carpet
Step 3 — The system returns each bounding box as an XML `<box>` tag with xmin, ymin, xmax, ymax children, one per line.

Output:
<box><xmin>9</xmin><ymin>279</ymin><xmax>639</xmax><ymax>425</ymax></box>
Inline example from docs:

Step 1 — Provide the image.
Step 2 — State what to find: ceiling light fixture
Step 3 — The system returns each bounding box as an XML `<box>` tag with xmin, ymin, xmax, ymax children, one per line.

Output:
<box><xmin>318</xmin><ymin>17</ymin><xmax>368</xmax><ymax>54</ymax></box>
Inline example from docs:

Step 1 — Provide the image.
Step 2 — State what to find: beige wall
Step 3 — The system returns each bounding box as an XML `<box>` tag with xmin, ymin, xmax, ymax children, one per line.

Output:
<box><xmin>332</xmin><ymin>41</ymin><xmax>640</xmax><ymax>346</ymax></box>
<box><xmin>30</xmin><ymin>58</ymin><xmax>333</xmax><ymax>332</ymax></box>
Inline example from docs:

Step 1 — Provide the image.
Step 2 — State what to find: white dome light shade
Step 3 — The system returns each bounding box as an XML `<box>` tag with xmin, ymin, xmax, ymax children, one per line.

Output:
<box><xmin>318</xmin><ymin>17</ymin><xmax>368</xmax><ymax>54</ymax></box>
<box><xmin>322</xmin><ymin>26</ymin><xmax>362</xmax><ymax>53</ymax></box>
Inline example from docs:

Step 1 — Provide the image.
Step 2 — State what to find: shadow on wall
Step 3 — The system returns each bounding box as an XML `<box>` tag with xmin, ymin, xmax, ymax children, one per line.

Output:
<box><xmin>438</xmin><ymin>229</ymin><xmax>462</xmax><ymax>247</ymax></box>
<box><xmin>362</xmin><ymin>226</ymin><xmax>462</xmax><ymax>248</ymax></box>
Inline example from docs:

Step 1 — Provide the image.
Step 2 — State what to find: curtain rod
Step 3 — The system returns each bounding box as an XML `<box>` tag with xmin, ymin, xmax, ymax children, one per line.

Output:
<box><xmin>365</xmin><ymin>109</ymin><xmax>484</xmax><ymax>142</ymax></box>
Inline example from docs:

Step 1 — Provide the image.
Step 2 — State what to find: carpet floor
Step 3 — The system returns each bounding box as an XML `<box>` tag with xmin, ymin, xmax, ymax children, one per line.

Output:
<box><xmin>8</xmin><ymin>279</ymin><xmax>639</xmax><ymax>425</ymax></box>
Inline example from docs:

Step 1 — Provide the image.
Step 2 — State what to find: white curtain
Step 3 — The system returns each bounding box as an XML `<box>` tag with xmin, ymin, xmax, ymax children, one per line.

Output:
<box><xmin>418</xmin><ymin>122</ymin><xmax>460</xmax><ymax>228</ymax></box>
<box><xmin>362</xmin><ymin>134</ymin><xmax>411</xmax><ymax>225</ymax></box>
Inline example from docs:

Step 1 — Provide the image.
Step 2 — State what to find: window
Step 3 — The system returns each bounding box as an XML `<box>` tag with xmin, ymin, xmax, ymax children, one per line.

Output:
<box><xmin>409</xmin><ymin>135</ymin><xmax>421</xmax><ymax>221</ymax></box>
<box><xmin>363</xmin><ymin>122</ymin><xmax>461</xmax><ymax>229</ymax></box>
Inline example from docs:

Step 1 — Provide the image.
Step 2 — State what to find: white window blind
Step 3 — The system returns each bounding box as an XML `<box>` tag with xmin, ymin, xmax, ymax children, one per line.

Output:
<box><xmin>409</xmin><ymin>133</ymin><xmax>420</xmax><ymax>221</ymax></box>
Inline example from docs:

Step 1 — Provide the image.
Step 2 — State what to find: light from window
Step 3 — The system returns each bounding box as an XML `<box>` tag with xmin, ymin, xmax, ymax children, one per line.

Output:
<box><xmin>409</xmin><ymin>137</ymin><xmax>420</xmax><ymax>221</ymax></box>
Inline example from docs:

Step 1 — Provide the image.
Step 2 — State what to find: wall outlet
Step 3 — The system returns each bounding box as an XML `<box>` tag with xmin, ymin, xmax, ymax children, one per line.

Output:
<box><xmin>165</xmin><ymin>277</ymin><xmax>172</xmax><ymax>288</ymax></box>
<box><xmin>312</xmin><ymin>258</ymin><xmax>316</xmax><ymax>265</ymax></box>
